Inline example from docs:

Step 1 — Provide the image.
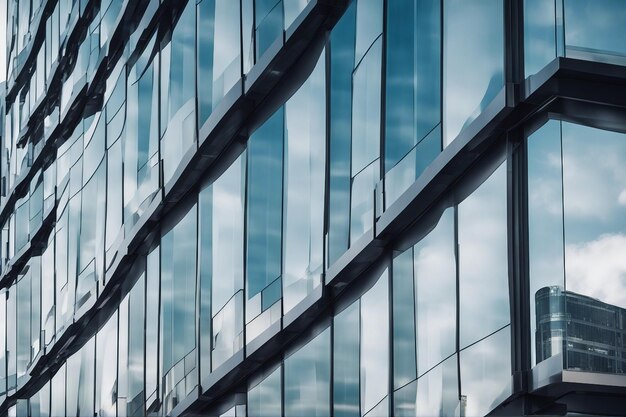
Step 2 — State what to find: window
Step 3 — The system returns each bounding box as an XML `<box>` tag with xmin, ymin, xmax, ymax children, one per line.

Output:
<box><xmin>528</xmin><ymin>120</ymin><xmax>626</xmax><ymax>373</ymax></box>
<box><xmin>246</xmin><ymin>108</ymin><xmax>284</xmax><ymax>341</ymax></box>
<box><xmin>161</xmin><ymin>2</ymin><xmax>197</xmax><ymax>183</ymax></box>
<box><xmin>199</xmin><ymin>152</ymin><xmax>246</xmax><ymax>375</ymax></box>
<box><xmin>458</xmin><ymin>162</ymin><xmax>509</xmax><ymax>349</ymax></box>
<box><xmin>284</xmin><ymin>329</ymin><xmax>330</xmax><ymax>417</ymax></box>
<box><xmin>160</xmin><ymin>204</ymin><xmax>198</xmax><ymax>412</ymax></box>
<box><xmin>282</xmin><ymin>49</ymin><xmax>326</xmax><ymax>313</ymax></box>
<box><xmin>384</xmin><ymin>0</ymin><xmax>441</xmax><ymax>208</ymax></box>
<box><xmin>197</xmin><ymin>0</ymin><xmax>242</xmax><ymax>128</ymax></box>
<box><xmin>444</xmin><ymin>0</ymin><xmax>504</xmax><ymax>145</ymax></box>
<box><xmin>247</xmin><ymin>365</ymin><xmax>282</xmax><ymax>417</ymax></box>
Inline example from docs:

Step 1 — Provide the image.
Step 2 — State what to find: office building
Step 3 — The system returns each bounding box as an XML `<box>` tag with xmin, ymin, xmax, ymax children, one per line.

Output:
<box><xmin>1</xmin><ymin>0</ymin><xmax>625</xmax><ymax>415</ymax></box>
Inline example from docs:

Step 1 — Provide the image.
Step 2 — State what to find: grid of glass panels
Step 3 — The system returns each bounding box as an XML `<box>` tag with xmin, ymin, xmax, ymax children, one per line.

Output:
<box><xmin>1</xmin><ymin>0</ymin><xmax>625</xmax><ymax>416</ymax></box>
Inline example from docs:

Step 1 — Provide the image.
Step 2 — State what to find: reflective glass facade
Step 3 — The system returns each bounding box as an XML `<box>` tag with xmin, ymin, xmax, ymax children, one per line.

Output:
<box><xmin>1</xmin><ymin>0</ymin><xmax>625</xmax><ymax>416</ymax></box>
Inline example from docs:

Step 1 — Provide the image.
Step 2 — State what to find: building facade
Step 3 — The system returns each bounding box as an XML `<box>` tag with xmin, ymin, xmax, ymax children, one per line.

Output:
<box><xmin>1</xmin><ymin>0</ymin><xmax>626</xmax><ymax>416</ymax></box>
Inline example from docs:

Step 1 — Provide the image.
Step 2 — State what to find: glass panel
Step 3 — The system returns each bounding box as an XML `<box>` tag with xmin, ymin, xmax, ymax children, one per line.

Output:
<box><xmin>246</xmin><ymin>108</ymin><xmax>284</xmax><ymax>316</ymax></box>
<box><xmin>282</xmin><ymin>49</ymin><xmax>325</xmax><ymax>313</ymax></box>
<box><xmin>247</xmin><ymin>365</ymin><xmax>282</xmax><ymax>417</ymax></box>
<box><xmin>197</xmin><ymin>0</ymin><xmax>242</xmax><ymax>127</ymax></box>
<box><xmin>145</xmin><ymin>247</ymin><xmax>160</xmax><ymax>404</ymax></box>
<box><xmin>351</xmin><ymin>38</ymin><xmax>382</xmax><ymax>179</ymax></box>
<box><xmin>161</xmin><ymin>2</ymin><xmax>197</xmax><ymax>183</ymax></box>
<box><xmin>414</xmin><ymin>207</ymin><xmax>456</xmax><ymax>376</ymax></box>
<box><xmin>284</xmin><ymin>329</ymin><xmax>330</xmax><ymax>417</ymax></box>
<box><xmin>350</xmin><ymin>161</ymin><xmax>379</xmax><ymax>243</ymax></box>
<box><xmin>444</xmin><ymin>0</ymin><xmax>504</xmax><ymax>146</ymax></box>
<box><xmin>524</xmin><ymin>0</ymin><xmax>557</xmax><ymax>77</ymax></box>
<box><xmin>561</xmin><ymin>122</ymin><xmax>626</xmax><ymax>373</ymax></box>
<box><xmin>161</xmin><ymin>205</ymin><xmax>197</xmax><ymax>408</ymax></box>
<box><xmin>333</xmin><ymin>301</ymin><xmax>359</xmax><ymax>417</ymax></box>
<box><xmin>242</xmin><ymin>0</ymin><xmax>254</xmax><ymax>73</ymax></box>
<box><xmin>459</xmin><ymin>163</ymin><xmax>509</xmax><ymax>349</ymax></box>
<box><xmin>393</xmin><ymin>354</ymin><xmax>459</xmax><ymax>417</ymax></box>
<box><xmin>460</xmin><ymin>327</ymin><xmax>512</xmax><ymax>417</ymax></box>
<box><xmin>212</xmin><ymin>291</ymin><xmax>244</xmax><ymax>369</ymax></box>
<box><xmin>527</xmin><ymin>120</ymin><xmax>565</xmax><ymax>366</ymax></box>
<box><xmin>125</xmin><ymin>38</ymin><xmax>159</xmax><ymax>230</ymax></box>
<box><xmin>354</xmin><ymin>0</ymin><xmax>382</xmax><ymax>66</ymax></box>
<box><xmin>385</xmin><ymin>0</ymin><xmax>441</xmax><ymax>173</ymax></box>
<box><xmin>361</xmin><ymin>270</ymin><xmax>389</xmax><ymax>415</ymax></box>
<box><xmin>284</xmin><ymin>0</ymin><xmax>310</xmax><ymax>29</ymax></box>
<box><xmin>95</xmin><ymin>311</ymin><xmax>117</xmax><ymax>417</ymax></box>
<box><xmin>350</xmin><ymin>36</ymin><xmax>382</xmax><ymax>243</ymax></box>
<box><xmin>105</xmin><ymin>138</ymin><xmax>123</xmax><ymax>260</ymax></box>
<box><xmin>564</xmin><ymin>0</ymin><xmax>626</xmax><ymax>63</ymax></box>
<box><xmin>128</xmin><ymin>274</ymin><xmax>145</xmax><ymax>415</ymax></box>
<box><xmin>199</xmin><ymin>153</ymin><xmax>245</xmax><ymax>374</ymax></box>
<box><xmin>328</xmin><ymin>2</ymin><xmax>356</xmax><ymax>266</ymax></box>
<box><xmin>392</xmin><ymin>248</ymin><xmax>416</xmax><ymax>389</ymax></box>
<box><xmin>255</xmin><ymin>0</ymin><xmax>283</xmax><ymax>59</ymax></box>
<box><xmin>50</xmin><ymin>365</ymin><xmax>65</xmax><ymax>417</ymax></box>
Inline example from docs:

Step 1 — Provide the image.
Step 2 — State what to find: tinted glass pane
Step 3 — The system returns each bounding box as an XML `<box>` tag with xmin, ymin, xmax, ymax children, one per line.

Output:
<box><xmin>95</xmin><ymin>311</ymin><xmax>117</xmax><ymax>417</ymax></box>
<box><xmin>392</xmin><ymin>248</ymin><xmax>416</xmax><ymax>389</ymax></box>
<box><xmin>564</xmin><ymin>0</ymin><xmax>626</xmax><ymax>62</ymax></box>
<box><xmin>460</xmin><ymin>327</ymin><xmax>511</xmax><ymax>416</ymax></box>
<box><xmin>145</xmin><ymin>247</ymin><xmax>160</xmax><ymax>402</ymax></box>
<box><xmin>248</xmin><ymin>366</ymin><xmax>282</xmax><ymax>417</ymax></box>
<box><xmin>246</xmin><ymin>109</ymin><xmax>284</xmax><ymax>303</ymax></box>
<box><xmin>283</xmin><ymin>50</ymin><xmax>325</xmax><ymax>313</ymax></box>
<box><xmin>161</xmin><ymin>206</ymin><xmax>197</xmax><ymax>376</ymax></box>
<box><xmin>385</xmin><ymin>0</ymin><xmax>441</xmax><ymax>172</ymax></box>
<box><xmin>354</xmin><ymin>0</ymin><xmax>382</xmax><ymax>65</ymax></box>
<box><xmin>255</xmin><ymin>0</ymin><xmax>283</xmax><ymax>59</ymax></box>
<box><xmin>527</xmin><ymin>120</ymin><xmax>565</xmax><ymax>366</ymax></box>
<box><xmin>161</xmin><ymin>2</ymin><xmax>197</xmax><ymax>183</ymax></box>
<box><xmin>351</xmin><ymin>38</ymin><xmax>381</xmax><ymax>177</ymax></box>
<box><xmin>333</xmin><ymin>301</ymin><xmax>359</xmax><ymax>417</ymax></box>
<box><xmin>444</xmin><ymin>0</ymin><xmax>503</xmax><ymax>146</ymax></box>
<box><xmin>415</xmin><ymin>207</ymin><xmax>456</xmax><ymax>376</ymax></box>
<box><xmin>284</xmin><ymin>0</ymin><xmax>310</xmax><ymax>29</ymax></box>
<box><xmin>284</xmin><ymin>329</ymin><xmax>330</xmax><ymax>417</ymax></box>
<box><xmin>197</xmin><ymin>0</ymin><xmax>241</xmax><ymax>127</ymax></box>
<box><xmin>125</xmin><ymin>43</ymin><xmax>159</xmax><ymax>229</ymax></box>
<box><xmin>561</xmin><ymin>122</ymin><xmax>626</xmax><ymax>373</ymax></box>
<box><xmin>459</xmin><ymin>163</ymin><xmax>509</xmax><ymax>349</ymax></box>
<box><xmin>128</xmin><ymin>275</ymin><xmax>145</xmax><ymax>414</ymax></box>
<box><xmin>524</xmin><ymin>0</ymin><xmax>557</xmax><ymax>77</ymax></box>
<box><xmin>328</xmin><ymin>2</ymin><xmax>356</xmax><ymax>266</ymax></box>
<box><xmin>361</xmin><ymin>270</ymin><xmax>389</xmax><ymax>415</ymax></box>
<box><xmin>393</xmin><ymin>354</ymin><xmax>459</xmax><ymax>417</ymax></box>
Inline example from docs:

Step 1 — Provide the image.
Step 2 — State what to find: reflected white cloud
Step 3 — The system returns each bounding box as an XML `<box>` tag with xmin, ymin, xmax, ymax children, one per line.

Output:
<box><xmin>566</xmin><ymin>233</ymin><xmax>626</xmax><ymax>309</ymax></box>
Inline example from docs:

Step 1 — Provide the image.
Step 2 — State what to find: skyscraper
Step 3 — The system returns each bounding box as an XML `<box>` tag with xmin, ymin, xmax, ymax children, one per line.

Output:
<box><xmin>1</xmin><ymin>0</ymin><xmax>625</xmax><ymax>416</ymax></box>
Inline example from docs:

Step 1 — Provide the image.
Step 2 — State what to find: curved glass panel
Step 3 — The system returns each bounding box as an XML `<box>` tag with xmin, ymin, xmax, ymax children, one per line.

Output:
<box><xmin>361</xmin><ymin>269</ymin><xmax>389</xmax><ymax>415</ymax></box>
<box><xmin>284</xmin><ymin>328</ymin><xmax>330</xmax><ymax>417</ymax></box>
<box><xmin>459</xmin><ymin>162</ymin><xmax>509</xmax><ymax>349</ymax></box>
<box><xmin>333</xmin><ymin>301</ymin><xmax>360</xmax><ymax>417</ymax></box>
<box><xmin>283</xmin><ymin>50</ymin><xmax>326</xmax><ymax>313</ymax></box>
<box><xmin>444</xmin><ymin>0</ymin><xmax>504</xmax><ymax>146</ymax></box>
<box><xmin>460</xmin><ymin>327</ymin><xmax>512</xmax><ymax>417</ymax></box>
<box><xmin>248</xmin><ymin>365</ymin><xmax>282</xmax><ymax>417</ymax></box>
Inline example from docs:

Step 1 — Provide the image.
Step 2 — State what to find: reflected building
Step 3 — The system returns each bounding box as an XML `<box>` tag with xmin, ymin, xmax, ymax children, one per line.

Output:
<box><xmin>536</xmin><ymin>286</ymin><xmax>626</xmax><ymax>375</ymax></box>
<box><xmin>1</xmin><ymin>0</ymin><xmax>626</xmax><ymax>416</ymax></box>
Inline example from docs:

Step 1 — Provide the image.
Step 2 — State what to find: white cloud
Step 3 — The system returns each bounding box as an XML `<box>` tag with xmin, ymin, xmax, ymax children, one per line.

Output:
<box><xmin>566</xmin><ymin>233</ymin><xmax>626</xmax><ymax>308</ymax></box>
